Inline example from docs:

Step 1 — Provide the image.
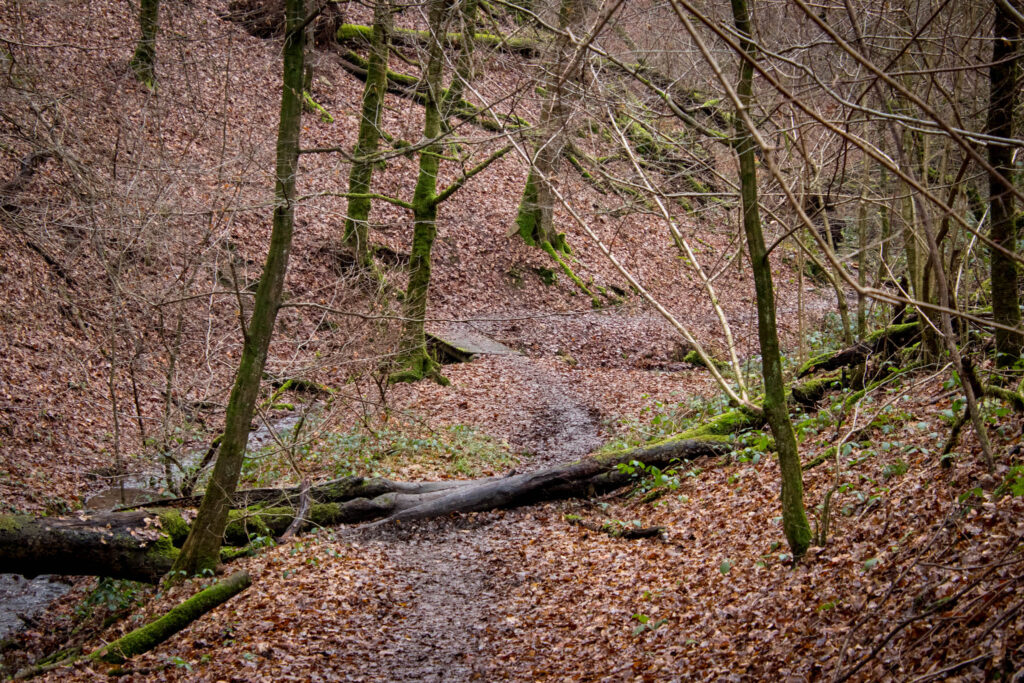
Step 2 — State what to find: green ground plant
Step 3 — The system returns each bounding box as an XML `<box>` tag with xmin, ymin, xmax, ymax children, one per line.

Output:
<box><xmin>238</xmin><ymin>418</ymin><xmax>517</xmax><ymax>485</ymax></box>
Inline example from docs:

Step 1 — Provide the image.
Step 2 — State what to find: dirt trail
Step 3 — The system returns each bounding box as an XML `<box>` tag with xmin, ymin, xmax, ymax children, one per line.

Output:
<box><xmin>346</xmin><ymin>330</ymin><xmax>603</xmax><ymax>681</ymax></box>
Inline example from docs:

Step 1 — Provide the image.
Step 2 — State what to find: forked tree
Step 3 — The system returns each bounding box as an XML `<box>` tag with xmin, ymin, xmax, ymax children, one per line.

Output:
<box><xmin>385</xmin><ymin>0</ymin><xmax>510</xmax><ymax>384</ymax></box>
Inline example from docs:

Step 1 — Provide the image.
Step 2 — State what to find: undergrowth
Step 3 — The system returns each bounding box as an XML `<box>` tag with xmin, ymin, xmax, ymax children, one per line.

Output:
<box><xmin>238</xmin><ymin>418</ymin><xmax>518</xmax><ymax>485</ymax></box>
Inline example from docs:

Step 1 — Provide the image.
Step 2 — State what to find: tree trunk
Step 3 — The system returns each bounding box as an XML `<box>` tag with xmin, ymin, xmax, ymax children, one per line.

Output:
<box><xmin>391</xmin><ymin>0</ymin><xmax>449</xmax><ymax>385</ymax></box>
<box><xmin>730</xmin><ymin>0</ymin><xmax>811</xmax><ymax>558</ymax></box>
<box><xmin>0</xmin><ymin>510</ymin><xmax>177</xmax><ymax>583</ymax></box>
<box><xmin>344</xmin><ymin>0</ymin><xmax>390</xmax><ymax>274</ymax></box>
<box><xmin>514</xmin><ymin>0</ymin><xmax>578</xmax><ymax>252</ymax></box>
<box><xmin>989</xmin><ymin>0</ymin><xmax>1022</xmax><ymax>366</ymax></box>
<box><xmin>130</xmin><ymin>0</ymin><xmax>159</xmax><ymax>88</ymax></box>
<box><xmin>440</xmin><ymin>0</ymin><xmax>480</xmax><ymax>124</ymax></box>
<box><xmin>171</xmin><ymin>0</ymin><xmax>306</xmax><ymax>576</ymax></box>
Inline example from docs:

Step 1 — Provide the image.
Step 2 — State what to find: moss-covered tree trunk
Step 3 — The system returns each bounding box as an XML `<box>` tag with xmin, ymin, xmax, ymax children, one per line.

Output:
<box><xmin>0</xmin><ymin>510</ymin><xmax>178</xmax><ymax>583</ymax></box>
<box><xmin>92</xmin><ymin>571</ymin><xmax>251</xmax><ymax>664</ymax></box>
<box><xmin>989</xmin><ymin>0</ymin><xmax>1022</xmax><ymax>366</ymax></box>
<box><xmin>130</xmin><ymin>0</ymin><xmax>159</xmax><ymax>88</ymax></box>
<box><xmin>730</xmin><ymin>0</ymin><xmax>811</xmax><ymax>557</ymax></box>
<box><xmin>391</xmin><ymin>0</ymin><xmax>448</xmax><ymax>384</ymax></box>
<box><xmin>171</xmin><ymin>0</ymin><xmax>306</xmax><ymax>576</ymax></box>
<box><xmin>344</xmin><ymin>0</ymin><xmax>390</xmax><ymax>274</ymax></box>
<box><xmin>514</xmin><ymin>0</ymin><xmax>577</xmax><ymax>252</ymax></box>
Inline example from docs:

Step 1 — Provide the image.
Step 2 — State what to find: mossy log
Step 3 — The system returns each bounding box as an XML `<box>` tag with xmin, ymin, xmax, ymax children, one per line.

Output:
<box><xmin>790</xmin><ymin>370</ymin><xmax>843</xmax><ymax>407</ymax></box>
<box><xmin>337</xmin><ymin>23</ymin><xmax>540</xmax><ymax>56</ymax></box>
<box><xmin>0</xmin><ymin>438</ymin><xmax>730</xmax><ymax>580</ymax></box>
<box><xmin>0</xmin><ymin>510</ymin><xmax>179</xmax><ymax>583</ymax></box>
<box><xmin>797</xmin><ymin>321</ymin><xmax>921</xmax><ymax>377</ymax></box>
<box><xmin>91</xmin><ymin>571</ymin><xmax>251</xmax><ymax>665</ymax></box>
<box><xmin>983</xmin><ymin>383</ymin><xmax>1024</xmax><ymax>412</ymax></box>
<box><xmin>683</xmin><ymin>349</ymin><xmax>728</xmax><ymax>370</ymax></box>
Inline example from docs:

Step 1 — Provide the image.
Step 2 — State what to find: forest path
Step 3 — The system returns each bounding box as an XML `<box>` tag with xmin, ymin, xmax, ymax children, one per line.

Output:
<box><xmin>343</xmin><ymin>327</ymin><xmax>604</xmax><ymax>681</ymax></box>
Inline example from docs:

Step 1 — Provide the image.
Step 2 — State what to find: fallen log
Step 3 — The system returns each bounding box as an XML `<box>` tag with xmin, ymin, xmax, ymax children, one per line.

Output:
<box><xmin>797</xmin><ymin>321</ymin><xmax>921</xmax><ymax>377</ymax></box>
<box><xmin>0</xmin><ymin>436</ymin><xmax>729</xmax><ymax>581</ymax></box>
<box><xmin>120</xmin><ymin>475</ymin><xmax>471</xmax><ymax>511</ymax></box>
<box><xmin>336</xmin><ymin>50</ymin><xmax>527</xmax><ymax>132</ymax></box>
<box><xmin>337</xmin><ymin>23</ymin><xmax>541</xmax><ymax>57</ymax></box>
<box><xmin>0</xmin><ymin>510</ymin><xmax>178</xmax><ymax>583</ymax></box>
<box><xmin>366</xmin><ymin>436</ymin><xmax>731</xmax><ymax>527</ymax></box>
<box><xmin>91</xmin><ymin>571</ymin><xmax>251</xmax><ymax>665</ymax></box>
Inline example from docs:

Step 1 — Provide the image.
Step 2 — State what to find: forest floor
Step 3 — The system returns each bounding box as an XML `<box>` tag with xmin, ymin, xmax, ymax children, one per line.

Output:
<box><xmin>1</xmin><ymin>0</ymin><xmax>1023</xmax><ymax>679</ymax></box>
<box><xmin>7</xmin><ymin>314</ymin><xmax>1024</xmax><ymax>681</ymax></box>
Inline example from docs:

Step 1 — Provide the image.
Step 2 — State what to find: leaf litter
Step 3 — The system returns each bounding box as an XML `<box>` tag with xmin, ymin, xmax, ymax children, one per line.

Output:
<box><xmin>0</xmin><ymin>0</ymin><xmax>1021</xmax><ymax>680</ymax></box>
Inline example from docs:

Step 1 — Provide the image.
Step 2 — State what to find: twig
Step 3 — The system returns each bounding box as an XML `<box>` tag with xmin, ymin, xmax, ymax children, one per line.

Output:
<box><xmin>278</xmin><ymin>480</ymin><xmax>311</xmax><ymax>541</ymax></box>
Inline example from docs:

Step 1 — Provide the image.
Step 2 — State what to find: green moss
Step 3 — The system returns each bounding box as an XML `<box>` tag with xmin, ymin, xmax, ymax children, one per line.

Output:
<box><xmin>302</xmin><ymin>91</ymin><xmax>334</xmax><ymax>123</ymax></box>
<box><xmin>797</xmin><ymin>350</ymin><xmax>837</xmax><ymax>377</ymax></box>
<box><xmin>389</xmin><ymin>347</ymin><xmax>450</xmax><ymax>386</ymax></box>
<box><xmin>543</xmin><ymin>241</ymin><xmax>600</xmax><ymax>307</ymax></box>
<box><xmin>0</xmin><ymin>515</ymin><xmax>28</xmax><ymax>534</ymax></box>
<box><xmin>515</xmin><ymin>171</ymin><xmax>542</xmax><ymax>246</ymax></box>
<box><xmin>790</xmin><ymin>371</ymin><xmax>842</xmax><ymax>406</ymax></box>
<box><xmin>219</xmin><ymin>545</ymin><xmax>256</xmax><ymax>563</ymax></box>
<box><xmin>341</xmin><ymin>50</ymin><xmax>419</xmax><ymax>88</ymax></box>
<box><xmin>93</xmin><ymin>572</ymin><xmax>251</xmax><ymax>664</ymax></box>
<box><xmin>535</xmin><ymin>267</ymin><xmax>557</xmax><ymax>286</ymax></box>
<box><xmin>157</xmin><ymin>510</ymin><xmax>190</xmax><ymax>546</ymax></box>
<box><xmin>224</xmin><ymin>510</ymin><xmax>272</xmax><ymax>546</ymax></box>
<box><xmin>864</xmin><ymin>321</ymin><xmax>920</xmax><ymax>344</ymax></box>
<box><xmin>802</xmin><ymin>445</ymin><xmax>835</xmax><ymax>471</ymax></box>
<box><xmin>683</xmin><ymin>349</ymin><xmax>727</xmax><ymax>370</ymax></box>
<box><xmin>685</xmin><ymin>176</ymin><xmax>710</xmax><ymax>195</ymax></box>
<box><xmin>145</xmin><ymin>535</ymin><xmax>179</xmax><ymax>565</ymax></box>
<box><xmin>676</xmin><ymin>407</ymin><xmax>763</xmax><ymax>441</ymax></box>
<box><xmin>337</xmin><ymin>24</ymin><xmax>373</xmax><ymax>42</ymax></box>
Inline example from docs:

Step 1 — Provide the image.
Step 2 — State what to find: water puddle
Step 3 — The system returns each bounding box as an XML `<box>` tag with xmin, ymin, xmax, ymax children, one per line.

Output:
<box><xmin>0</xmin><ymin>575</ymin><xmax>71</xmax><ymax>641</ymax></box>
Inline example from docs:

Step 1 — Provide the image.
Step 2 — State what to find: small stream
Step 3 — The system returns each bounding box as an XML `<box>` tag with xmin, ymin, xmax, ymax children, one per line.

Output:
<box><xmin>0</xmin><ymin>575</ymin><xmax>72</xmax><ymax>641</ymax></box>
<box><xmin>0</xmin><ymin>413</ymin><xmax>309</xmax><ymax>642</ymax></box>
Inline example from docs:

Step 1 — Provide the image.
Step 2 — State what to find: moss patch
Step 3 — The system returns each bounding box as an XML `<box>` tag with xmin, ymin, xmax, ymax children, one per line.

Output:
<box><xmin>156</xmin><ymin>510</ymin><xmax>190</xmax><ymax>546</ymax></box>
